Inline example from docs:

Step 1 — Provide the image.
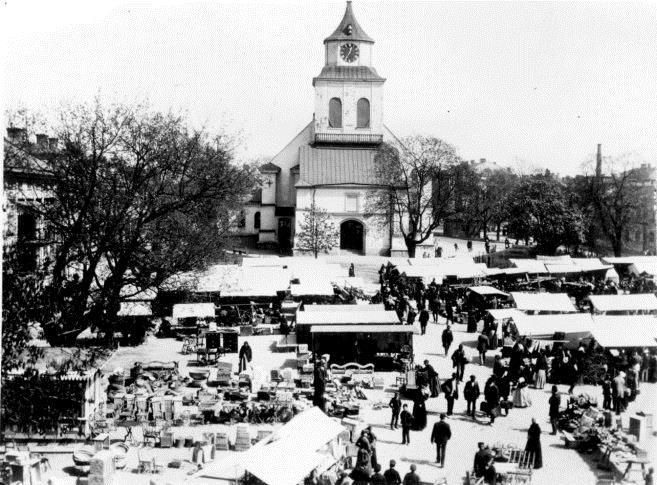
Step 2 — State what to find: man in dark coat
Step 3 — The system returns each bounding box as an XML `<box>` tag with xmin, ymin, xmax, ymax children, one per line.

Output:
<box><xmin>464</xmin><ymin>375</ymin><xmax>481</xmax><ymax>419</ymax></box>
<box><xmin>389</xmin><ymin>392</ymin><xmax>401</xmax><ymax>429</ymax></box>
<box><xmin>442</xmin><ymin>325</ymin><xmax>454</xmax><ymax>356</ymax></box>
<box><xmin>370</xmin><ymin>464</ymin><xmax>386</xmax><ymax>485</ymax></box>
<box><xmin>477</xmin><ymin>332</ymin><xmax>489</xmax><ymax>365</ymax></box>
<box><xmin>424</xmin><ymin>360</ymin><xmax>440</xmax><ymax>398</ymax></box>
<box><xmin>430</xmin><ymin>413</ymin><xmax>452</xmax><ymax>467</ymax></box>
<box><xmin>474</xmin><ymin>442</ymin><xmax>493</xmax><ymax>477</ymax></box>
<box><xmin>452</xmin><ymin>344</ymin><xmax>468</xmax><ymax>381</ymax></box>
<box><xmin>238</xmin><ymin>341</ymin><xmax>252</xmax><ymax>372</ymax></box>
<box><xmin>384</xmin><ymin>460</ymin><xmax>402</xmax><ymax>485</ymax></box>
<box><xmin>525</xmin><ymin>418</ymin><xmax>543</xmax><ymax>469</ymax></box>
<box><xmin>441</xmin><ymin>373</ymin><xmax>459</xmax><ymax>415</ymax></box>
<box><xmin>548</xmin><ymin>386</ymin><xmax>561</xmax><ymax>435</ymax></box>
<box><xmin>313</xmin><ymin>360</ymin><xmax>328</xmax><ymax>411</ymax></box>
<box><xmin>419</xmin><ymin>307</ymin><xmax>430</xmax><ymax>335</ymax></box>
<box><xmin>402</xmin><ymin>464</ymin><xmax>420</xmax><ymax>485</ymax></box>
<box><xmin>400</xmin><ymin>404</ymin><xmax>412</xmax><ymax>444</ymax></box>
<box><xmin>484</xmin><ymin>377</ymin><xmax>500</xmax><ymax>424</ymax></box>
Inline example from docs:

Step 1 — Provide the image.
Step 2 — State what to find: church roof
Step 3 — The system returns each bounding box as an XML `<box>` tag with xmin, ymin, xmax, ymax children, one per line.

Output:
<box><xmin>296</xmin><ymin>145</ymin><xmax>379</xmax><ymax>186</ymax></box>
<box><xmin>313</xmin><ymin>66</ymin><xmax>385</xmax><ymax>85</ymax></box>
<box><xmin>259</xmin><ymin>162</ymin><xmax>281</xmax><ymax>174</ymax></box>
<box><xmin>324</xmin><ymin>1</ymin><xmax>374</xmax><ymax>44</ymax></box>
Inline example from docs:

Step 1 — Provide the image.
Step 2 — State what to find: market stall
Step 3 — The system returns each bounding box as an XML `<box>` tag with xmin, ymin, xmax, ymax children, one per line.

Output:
<box><xmin>590</xmin><ymin>315</ymin><xmax>657</xmax><ymax>348</ymax></box>
<box><xmin>310</xmin><ymin>324</ymin><xmax>415</xmax><ymax>368</ymax></box>
<box><xmin>303</xmin><ymin>303</ymin><xmax>386</xmax><ymax>312</ymax></box>
<box><xmin>196</xmin><ymin>407</ymin><xmax>349</xmax><ymax>485</ymax></box>
<box><xmin>509</xmin><ymin>313</ymin><xmax>593</xmax><ymax>346</ymax></box>
<box><xmin>295</xmin><ymin>310</ymin><xmax>401</xmax><ymax>344</ymax></box>
<box><xmin>588</xmin><ymin>294</ymin><xmax>657</xmax><ymax>315</ymax></box>
<box><xmin>510</xmin><ymin>292</ymin><xmax>577</xmax><ymax>314</ymax></box>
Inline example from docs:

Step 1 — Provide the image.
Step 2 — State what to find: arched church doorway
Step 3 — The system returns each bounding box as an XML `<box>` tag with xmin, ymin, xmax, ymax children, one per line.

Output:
<box><xmin>340</xmin><ymin>220</ymin><xmax>364</xmax><ymax>253</ymax></box>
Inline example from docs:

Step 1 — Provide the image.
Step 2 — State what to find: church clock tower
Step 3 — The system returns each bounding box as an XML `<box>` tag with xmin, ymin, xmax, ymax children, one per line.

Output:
<box><xmin>313</xmin><ymin>1</ymin><xmax>385</xmax><ymax>145</ymax></box>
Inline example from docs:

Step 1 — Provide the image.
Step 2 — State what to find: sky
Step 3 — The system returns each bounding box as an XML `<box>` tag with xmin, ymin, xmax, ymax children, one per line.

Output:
<box><xmin>2</xmin><ymin>0</ymin><xmax>656</xmax><ymax>175</ymax></box>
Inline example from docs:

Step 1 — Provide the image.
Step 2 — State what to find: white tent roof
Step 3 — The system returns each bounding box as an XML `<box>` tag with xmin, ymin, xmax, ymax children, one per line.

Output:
<box><xmin>196</xmin><ymin>265</ymin><xmax>289</xmax><ymax>296</ymax></box>
<box><xmin>509</xmin><ymin>259</ymin><xmax>548</xmax><ymax>273</ymax></box>
<box><xmin>303</xmin><ymin>303</ymin><xmax>385</xmax><ymax>312</ymax></box>
<box><xmin>512</xmin><ymin>312</ymin><xmax>593</xmax><ymax>338</ymax></box>
<box><xmin>172</xmin><ymin>303</ymin><xmax>215</xmax><ymax>319</ymax></box>
<box><xmin>117</xmin><ymin>301</ymin><xmax>152</xmax><ymax>317</ymax></box>
<box><xmin>290</xmin><ymin>281</ymin><xmax>334</xmax><ymax>297</ymax></box>
<box><xmin>311</xmin><ymin>324</ymin><xmax>417</xmax><ymax>334</ymax></box>
<box><xmin>588</xmin><ymin>294</ymin><xmax>657</xmax><ymax>313</ymax></box>
<box><xmin>629</xmin><ymin>261</ymin><xmax>657</xmax><ymax>277</ymax></box>
<box><xmin>487</xmin><ymin>308</ymin><xmax>525</xmax><ymax>320</ymax></box>
<box><xmin>296</xmin><ymin>310</ymin><xmax>400</xmax><ymax>326</ymax></box>
<box><xmin>536</xmin><ymin>255</ymin><xmax>573</xmax><ymax>264</ymax></box>
<box><xmin>602</xmin><ymin>256</ymin><xmax>657</xmax><ymax>266</ymax></box>
<box><xmin>242</xmin><ymin>441</ymin><xmax>328</xmax><ymax>485</ymax></box>
<box><xmin>511</xmin><ymin>292</ymin><xmax>577</xmax><ymax>313</ymax></box>
<box><xmin>591</xmin><ymin>315</ymin><xmax>657</xmax><ymax>348</ymax></box>
<box><xmin>468</xmin><ymin>286</ymin><xmax>509</xmax><ymax>297</ymax></box>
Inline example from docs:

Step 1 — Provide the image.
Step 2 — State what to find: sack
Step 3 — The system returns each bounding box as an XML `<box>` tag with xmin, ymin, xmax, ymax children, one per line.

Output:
<box><xmin>480</xmin><ymin>401</ymin><xmax>489</xmax><ymax>413</ymax></box>
<box><xmin>491</xmin><ymin>405</ymin><xmax>502</xmax><ymax>418</ymax></box>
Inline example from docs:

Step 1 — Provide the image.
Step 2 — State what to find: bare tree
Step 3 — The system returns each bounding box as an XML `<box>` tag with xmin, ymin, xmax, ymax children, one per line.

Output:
<box><xmin>365</xmin><ymin>135</ymin><xmax>462</xmax><ymax>257</ymax></box>
<box><xmin>294</xmin><ymin>198</ymin><xmax>339</xmax><ymax>258</ymax></box>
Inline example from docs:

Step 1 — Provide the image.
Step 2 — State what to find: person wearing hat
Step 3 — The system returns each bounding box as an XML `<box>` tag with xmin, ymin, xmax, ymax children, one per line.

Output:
<box><xmin>474</xmin><ymin>442</ymin><xmax>493</xmax><ymax>477</ymax></box>
<box><xmin>548</xmin><ymin>386</ymin><xmax>561</xmax><ymax>434</ymax></box>
<box><xmin>430</xmin><ymin>413</ymin><xmax>452</xmax><ymax>468</ymax></box>
<box><xmin>441</xmin><ymin>373</ymin><xmax>459</xmax><ymax>415</ymax></box>
<box><xmin>402</xmin><ymin>464</ymin><xmax>421</xmax><ymax>485</ymax></box>
<box><xmin>384</xmin><ymin>460</ymin><xmax>401</xmax><ymax>485</ymax></box>
<box><xmin>424</xmin><ymin>360</ymin><xmax>440</xmax><ymax>398</ymax></box>
<box><xmin>463</xmin><ymin>375</ymin><xmax>481</xmax><ymax>419</ymax></box>
<box><xmin>400</xmin><ymin>404</ymin><xmax>412</xmax><ymax>444</ymax></box>
<box><xmin>369</xmin><ymin>464</ymin><xmax>386</xmax><ymax>485</ymax></box>
<box><xmin>442</xmin><ymin>325</ymin><xmax>454</xmax><ymax>356</ymax></box>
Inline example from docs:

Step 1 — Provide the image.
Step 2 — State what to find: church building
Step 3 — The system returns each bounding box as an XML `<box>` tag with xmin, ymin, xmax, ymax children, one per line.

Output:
<box><xmin>239</xmin><ymin>1</ymin><xmax>396</xmax><ymax>255</ymax></box>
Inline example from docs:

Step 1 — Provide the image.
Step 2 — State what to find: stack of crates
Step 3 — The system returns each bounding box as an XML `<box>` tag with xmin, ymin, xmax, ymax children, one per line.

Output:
<box><xmin>215</xmin><ymin>432</ymin><xmax>229</xmax><ymax>451</ymax></box>
<box><xmin>234</xmin><ymin>424</ymin><xmax>251</xmax><ymax>451</ymax></box>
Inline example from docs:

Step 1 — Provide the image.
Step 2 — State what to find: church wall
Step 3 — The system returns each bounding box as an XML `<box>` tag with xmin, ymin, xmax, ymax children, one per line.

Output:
<box><xmin>314</xmin><ymin>81</ymin><xmax>383</xmax><ymax>135</ymax></box>
<box><xmin>295</xmin><ymin>186</ymin><xmax>390</xmax><ymax>255</ymax></box>
<box><xmin>269</xmin><ymin>123</ymin><xmax>312</xmax><ymax>208</ymax></box>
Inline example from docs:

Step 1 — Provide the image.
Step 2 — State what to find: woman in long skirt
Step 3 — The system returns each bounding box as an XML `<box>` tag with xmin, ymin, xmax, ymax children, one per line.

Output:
<box><xmin>512</xmin><ymin>377</ymin><xmax>532</xmax><ymax>408</ymax></box>
<box><xmin>525</xmin><ymin>418</ymin><xmax>543</xmax><ymax>469</ymax></box>
<box><xmin>534</xmin><ymin>352</ymin><xmax>548</xmax><ymax>390</ymax></box>
<box><xmin>412</xmin><ymin>392</ymin><xmax>428</xmax><ymax>430</ymax></box>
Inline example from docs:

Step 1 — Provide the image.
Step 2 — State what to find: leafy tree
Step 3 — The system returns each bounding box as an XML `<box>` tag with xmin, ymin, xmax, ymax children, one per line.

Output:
<box><xmin>506</xmin><ymin>173</ymin><xmax>585</xmax><ymax>255</ymax></box>
<box><xmin>295</xmin><ymin>198</ymin><xmax>339</xmax><ymax>258</ymax></box>
<box><xmin>366</xmin><ymin>136</ymin><xmax>462</xmax><ymax>257</ymax></box>
<box><xmin>5</xmin><ymin>100</ymin><xmax>256</xmax><ymax>343</ymax></box>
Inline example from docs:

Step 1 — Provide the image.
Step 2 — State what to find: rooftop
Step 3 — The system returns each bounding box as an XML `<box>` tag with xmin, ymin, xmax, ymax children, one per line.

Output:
<box><xmin>324</xmin><ymin>1</ymin><xmax>374</xmax><ymax>44</ymax></box>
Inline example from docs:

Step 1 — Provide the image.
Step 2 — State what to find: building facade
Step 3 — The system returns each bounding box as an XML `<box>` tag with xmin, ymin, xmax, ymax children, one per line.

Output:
<box><xmin>243</xmin><ymin>1</ymin><xmax>395</xmax><ymax>255</ymax></box>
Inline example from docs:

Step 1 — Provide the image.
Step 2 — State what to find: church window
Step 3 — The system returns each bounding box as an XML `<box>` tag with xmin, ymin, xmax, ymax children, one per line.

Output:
<box><xmin>329</xmin><ymin>98</ymin><xmax>342</xmax><ymax>128</ymax></box>
<box><xmin>254</xmin><ymin>211</ymin><xmax>261</xmax><ymax>230</ymax></box>
<box><xmin>357</xmin><ymin>98</ymin><xmax>370</xmax><ymax>128</ymax></box>
<box><xmin>345</xmin><ymin>194</ymin><xmax>359</xmax><ymax>212</ymax></box>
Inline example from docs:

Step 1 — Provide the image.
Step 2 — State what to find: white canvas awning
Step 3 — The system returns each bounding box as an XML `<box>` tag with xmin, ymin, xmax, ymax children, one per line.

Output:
<box><xmin>629</xmin><ymin>261</ymin><xmax>657</xmax><ymax>277</ymax></box>
<box><xmin>487</xmin><ymin>308</ymin><xmax>525</xmax><ymax>320</ymax></box>
<box><xmin>172</xmin><ymin>303</ymin><xmax>215</xmax><ymax>319</ymax></box>
<box><xmin>311</xmin><ymin>324</ymin><xmax>417</xmax><ymax>334</ymax></box>
<box><xmin>303</xmin><ymin>303</ymin><xmax>386</xmax><ymax>312</ymax></box>
<box><xmin>290</xmin><ymin>281</ymin><xmax>334</xmax><ymax>297</ymax></box>
<box><xmin>296</xmin><ymin>310</ymin><xmax>400</xmax><ymax>326</ymax></box>
<box><xmin>117</xmin><ymin>301</ymin><xmax>152</xmax><ymax>317</ymax></box>
<box><xmin>591</xmin><ymin>315</ymin><xmax>657</xmax><ymax>348</ymax></box>
<box><xmin>511</xmin><ymin>292</ymin><xmax>577</xmax><ymax>313</ymax></box>
<box><xmin>509</xmin><ymin>259</ymin><xmax>548</xmax><ymax>273</ymax></box>
<box><xmin>588</xmin><ymin>294</ymin><xmax>657</xmax><ymax>313</ymax></box>
<box><xmin>468</xmin><ymin>286</ymin><xmax>509</xmax><ymax>297</ymax></box>
<box><xmin>511</xmin><ymin>313</ymin><xmax>593</xmax><ymax>339</ymax></box>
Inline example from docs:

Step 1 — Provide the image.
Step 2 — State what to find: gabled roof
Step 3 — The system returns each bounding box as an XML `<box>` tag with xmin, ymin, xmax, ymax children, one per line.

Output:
<box><xmin>259</xmin><ymin>162</ymin><xmax>281</xmax><ymax>174</ymax></box>
<box><xmin>324</xmin><ymin>1</ymin><xmax>374</xmax><ymax>44</ymax></box>
<box><xmin>290</xmin><ymin>164</ymin><xmax>300</xmax><ymax>174</ymax></box>
<box><xmin>296</xmin><ymin>145</ymin><xmax>379</xmax><ymax>187</ymax></box>
<box><xmin>313</xmin><ymin>66</ymin><xmax>385</xmax><ymax>85</ymax></box>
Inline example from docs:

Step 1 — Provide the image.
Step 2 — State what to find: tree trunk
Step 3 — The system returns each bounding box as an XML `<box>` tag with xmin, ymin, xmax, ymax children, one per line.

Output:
<box><xmin>613</xmin><ymin>234</ymin><xmax>623</xmax><ymax>257</ymax></box>
<box><xmin>405</xmin><ymin>239</ymin><xmax>417</xmax><ymax>258</ymax></box>
<box><xmin>496</xmin><ymin>223</ymin><xmax>501</xmax><ymax>241</ymax></box>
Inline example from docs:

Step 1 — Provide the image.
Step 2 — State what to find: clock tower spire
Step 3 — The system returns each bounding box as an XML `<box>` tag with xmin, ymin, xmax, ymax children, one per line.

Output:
<box><xmin>312</xmin><ymin>1</ymin><xmax>385</xmax><ymax>145</ymax></box>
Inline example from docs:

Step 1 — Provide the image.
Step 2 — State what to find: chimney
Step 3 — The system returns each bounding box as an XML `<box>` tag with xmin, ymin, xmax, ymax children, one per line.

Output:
<box><xmin>36</xmin><ymin>133</ymin><xmax>49</xmax><ymax>151</ymax></box>
<box><xmin>470</xmin><ymin>159</ymin><xmax>475</xmax><ymax>165</ymax></box>
<box><xmin>48</xmin><ymin>137</ymin><xmax>58</xmax><ymax>150</ymax></box>
<box><xmin>6</xmin><ymin>127</ymin><xmax>27</xmax><ymax>143</ymax></box>
<box><xmin>596</xmin><ymin>144</ymin><xmax>602</xmax><ymax>178</ymax></box>
<box><xmin>480</xmin><ymin>158</ymin><xmax>486</xmax><ymax>164</ymax></box>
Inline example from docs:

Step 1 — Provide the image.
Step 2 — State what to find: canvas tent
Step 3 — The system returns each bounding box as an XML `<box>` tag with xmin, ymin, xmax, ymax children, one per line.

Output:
<box><xmin>510</xmin><ymin>313</ymin><xmax>593</xmax><ymax>342</ymax></box>
<box><xmin>196</xmin><ymin>407</ymin><xmax>346</xmax><ymax>485</ymax></box>
<box><xmin>303</xmin><ymin>303</ymin><xmax>386</xmax><ymax>312</ymax></box>
<box><xmin>172</xmin><ymin>303</ymin><xmax>215</xmax><ymax>320</ymax></box>
<box><xmin>588</xmin><ymin>294</ymin><xmax>657</xmax><ymax>314</ymax></box>
<box><xmin>468</xmin><ymin>286</ymin><xmax>509</xmax><ymax>297</ymax></box>
<box><xmin>591</xmin><ymin>315</ymin><xmax>657</xmax><ymax>348</ymax></box>
<box><xmin>511</xmin><ymin>292</ymin><xmax>577</xmax><ymax>314</ymax></box>
<box><xmin>509</xmin><ymin>259</ymin><xmax>548</xmax><ymax>274</ymax></box>
<box><xmin>296</xmin><ymin>309</ymin><xmax>400</xmax><ymax>343</ymax></box>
